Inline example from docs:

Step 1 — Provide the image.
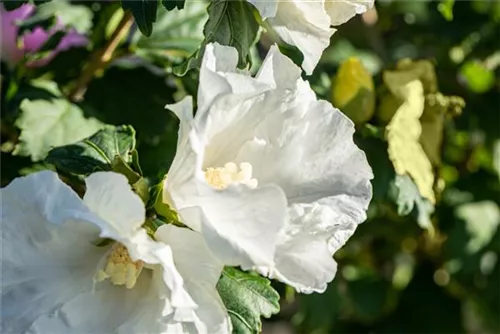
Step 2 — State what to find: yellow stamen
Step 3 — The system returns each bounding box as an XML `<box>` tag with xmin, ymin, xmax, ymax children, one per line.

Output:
<box><xmin>205</xmin><ymin>162</ymin><xmax>258</xmax><ymax>189</ymax></box>
<box><xmin>95</xmin><ymin>243</ymin><xmax>144</xmax><ymax>289</ymax></box>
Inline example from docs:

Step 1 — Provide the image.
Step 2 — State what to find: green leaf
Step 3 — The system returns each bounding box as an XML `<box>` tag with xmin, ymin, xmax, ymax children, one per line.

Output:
<box><xmin>13</xmin><ymin>97</ymin><xmax>103</xmax><ymax>161</ymax></box>
<box><xmin>176</xmin><ymin>0</ymin><xmax>260</xmax><ymax>74</ymax></box>
<box><xmin>389</xmin><ymin>175</ymin><xmax>435</xmax><ymax>231</ymax></box>
<box><xmin>2</xmin><ymin>0</ymin><xmax>29</xmax><ymax>11</ymax></box>
<box><xmin>455</xmin><ymin>201</ymin><xmax>500</xmax><ymax>254</ymax></box>
<box><xmin>460</xmin><ymin>60</ymin><xmax>495</xmax><ymax>94</ymax></box>
<box><xmin>217</xmin><ymin>267</ymin><xmax>280</xmax><ymax>334</ymax></box>
<box><xmin>46</xmin><ymin>125</ymin><xmax>136</xmax><ymax>175</ymax></box>
<box><xmin>162</xmin><ymin>0</ymin><xmax>184</xmax><ymax>11</ymax></box>
<box><xmin>438</xmin><ymin>0</ymin><xmax>455</xmax><ymax>21</ymax></box>
<box><xmin>17</xmin><ymin>15</ymin><xmax>57</xmax><ymax>36</ymax></box>
<box><xmin>133</xmin><ymin>0</ymin><xmax>208</xmax><ymax>61</ymax></box>
<box><xmin>27</xmin><ymin>0</ymin><xmax>94</xmax><ymax>34</ymax></box>
<box><xmin>122</xmin><ymin>0</ymin><xmax>159</xmax><ymax>37</ymax></box>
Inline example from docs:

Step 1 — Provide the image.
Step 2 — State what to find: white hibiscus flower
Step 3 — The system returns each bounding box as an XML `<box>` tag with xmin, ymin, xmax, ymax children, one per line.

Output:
<box><xmin>163</xmin><ymin>43</ymin><xmax>373</xmax><ymax>293</ymax></box>
<box><xmin>1</xmin><ymin>170</ymin><xmax>230</xmax><ymax>334</ymax></box>
<box><xmin>250</xmin><ymin>0</ymin><xmax>374</xmax><ymax>74</ymax></box>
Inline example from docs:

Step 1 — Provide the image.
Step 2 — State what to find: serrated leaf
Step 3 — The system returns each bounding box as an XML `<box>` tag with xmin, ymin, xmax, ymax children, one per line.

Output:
<box><xmin>46</xmin><ymin>125</ymin><xmax>136</xmax><ymax>175</ymax></box>
<box><xmin>176</xmin><ymin>0</ymin><xmax>260</xmax><ymax>74</ymax></box>
<box><xmin>13</xmin><ymin>98</ymin><xmax>103</xmax><ymax>161</ymax></box>
<box><xmin>385</xmin><ymin>79</ymin><xmax>436</xmax><ymax>204</ymax></box>
<box><xmin>217</xmin><ymin>267</ymin><xmax>280</xmax><ymax>334</ymax></box>
<box><xmin>162</xmin><ymin>0</ymin><xmax>184</xmax><ymax>11</ymax></box>
<box><xmin>122</xmin><ymin>0</ymin><xmax>159</xmax><ymax>37</ymax></box>
<box><xmin>389</xmin><ymin>174</ymin><xmax>434</xmax><ymax>231</ymax></box>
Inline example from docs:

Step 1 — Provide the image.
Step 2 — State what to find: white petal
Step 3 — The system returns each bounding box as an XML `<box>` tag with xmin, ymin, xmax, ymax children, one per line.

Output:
<box><xmin>156</xmin><ymin>225</ymin><xmax>231</xmax><ymax>334</ymax></box>
<box><xmin>28</xmin><ymin>271</ymin><xmax>167</xmax><ymax>333</ymax></box>
<box><xmin>176</xmin><ymin>182</ymin><xmax>287</xmax><ymax>269</ymax></box>
<box><xmin>259</xmin><ymin>203</ymin><xmax>351</xmax><ymax>293</ymax></box>
<box><xmin>166</xmin><ymin>96</ymin><xmax>194</xmax><ymax>151</ymax></box>
<box><xmin>0</xmin><ymin>171</ymin><xmax>105</xmax><ymax>333</ymax></box>
<box><xmin>247</xmin><ymin>0</ymin><xmax>277</xmax><ymax>18</ymax></box>
<box><xmin>231</xmin><ymin>80</ymin><xmax>372</xmax><ymax>291</ymax></box>
<box><xmin>325</xmin><ymin>0</ymin><xmax>374</xmax><ymax>26</ymax></box>
<box><xmin>83</xmin><ymin>171</ymin><xmax>146</xmax><ymax>240</ymax></box>
<box><xmin>268</xmin><ymin>0</ymin><xmax>335</xmax><ymax>74</ymax></box>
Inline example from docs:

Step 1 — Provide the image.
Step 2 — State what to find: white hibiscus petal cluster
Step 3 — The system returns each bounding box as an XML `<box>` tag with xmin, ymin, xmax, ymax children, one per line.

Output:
<box><xmin>1</xmin><ymin>43</ymin><xmax>372</xmax><ymax>333</ymax></box>
<box><xmin>250</xmin><ymin>0</ymin><xmax>374</xmax><ymax>74</ymax></box>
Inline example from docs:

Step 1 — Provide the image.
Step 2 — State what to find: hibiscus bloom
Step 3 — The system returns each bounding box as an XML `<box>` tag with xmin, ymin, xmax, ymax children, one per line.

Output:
<box><xmin>0</xmin><ymin>3</ymin><xmax>88</xmax><ymax>68</ymax></box>
<box><xmin>163</xmin><ymin>43</ymin><xmax>373</xmax><ymax>293</ymax></box>
<box><xmin>250</xmin><ymin>0</ymin><xmax>374</xmax><ymax>74</ymax></box>
<box><xmin>1</xmin><ymin>171</ymin><xmax>229</xmax><ymax>333</ymax></box>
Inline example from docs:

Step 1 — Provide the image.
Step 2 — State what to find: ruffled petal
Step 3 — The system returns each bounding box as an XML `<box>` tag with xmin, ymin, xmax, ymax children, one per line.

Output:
<box><xmin>247</xmin><ymin>0</ymin><xmax>277</xmax><ymax>18</ymax></box>
<box><xmin>28</xmin><ymin>271</ymin><xmax>167</xmax><ymax>334</ymax></box>
<box><xmin>0</xmin><ymin>171</ymin><xmax>105</xmax><ymax>333</ymax></box>
<box><xmin>268</xmin><ymin>0</ymin><xmax>335</xmax><ymax>74</ymax></box>
<box><xmin>83</xmin><ymin>171</ymin><xmax>146</xmax><ymax>240</ymax></box>
<box><xmin>156</xmin><ymin>225</ymin><xmax>231</xmax><ymax>334</ymax></box>
<box><xmin>325</xmin><ymin>0</ymin><xmax>374</xmax><ymax>26</ymax></box>
<box><xmin>231</xmin><ymin>63</ymin><xmax>372</xmax><ymax>291</ymax></box>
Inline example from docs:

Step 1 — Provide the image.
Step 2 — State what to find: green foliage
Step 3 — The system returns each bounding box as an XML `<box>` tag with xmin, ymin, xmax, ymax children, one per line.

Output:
<box><xmin>162</xmin><ymin>0</ymin><xmax>185</xmax><ymax>11</ymax></box>
<box><xmin>2</xmin><ymin>0</ymin><xmax>30</xmax><ymax>11</ymax></box>
<box><xmin>46</xmin><ymin>125</ymin><xmax>136</xmax><ymax>175</ymax></box>
<box><xmin>438</xmin><ymin>0</ymin><xmax>455</xmax><ymax>21</ymax></box>
<box><xmin>1</xmin><ymin>0</ymin><xmax>499</xmax><ymax>333</ymax></box>
<box><xmin>122</xmin><ymin>0</ymin><xmax>158</xmax><ymax>37</ymax></box>
<box><xmin>176</xmin><ymin>0</ymin><xmax>260</xmax><ymax>75</ymax></box>
<box><xmin>25</xmin><ymin>0</ymin><xmax>93</xmax><ymax>34</ymax></box>
<box><xmin>217</xmin><ymin>268</ymin><xmax>280</xmax><ymax>334</ymax></box>
<box><xmin>13</xmin><ymin>93</ymin><xmax>102</xmax><ymax>161</ymax></box>
<box><xmin>133</xmin><ymin>0</ymin><xmax>208</xmax><ymax>63</ymax></box>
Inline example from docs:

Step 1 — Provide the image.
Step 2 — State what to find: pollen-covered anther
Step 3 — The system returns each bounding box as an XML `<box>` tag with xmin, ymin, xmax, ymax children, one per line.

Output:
<box><xmin>205</xmin><ymin>162</ymin><xmax>258</xmax><ymax>190</ymax></box>
<box><xmin>95</xmin><ymin>243</ymin><xmax>144</xmax><ymax>289</ymax></box>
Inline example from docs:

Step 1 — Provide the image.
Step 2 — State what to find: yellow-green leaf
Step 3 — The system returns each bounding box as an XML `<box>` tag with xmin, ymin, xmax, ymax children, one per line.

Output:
<box><xmin>331</xmin><ymin>57</ymin><xmax>375</xmax><ymax>125</ymax></box>
<box><xmin>386</xmin><ymin>80</ymin><xmax>435</xmax><ymax>204</ymax></box>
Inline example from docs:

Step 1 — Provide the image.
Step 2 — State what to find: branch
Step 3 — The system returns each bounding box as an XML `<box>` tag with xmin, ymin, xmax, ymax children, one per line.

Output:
<box><xmin>67</xmin><ymin>11</ymin><xmax>134</xmax><ymax>102</ymax></box>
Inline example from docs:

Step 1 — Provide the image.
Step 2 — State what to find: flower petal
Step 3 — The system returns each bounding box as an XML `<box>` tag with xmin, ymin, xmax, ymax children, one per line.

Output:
<box><xmin>0</xmin><ymin>171</ymin><xmax>104</xmax><ymax>333</ymax></box>
<box><xmin>156</xmin><ymin>225</ymin><xmax>231</xmax><ymax>334</ymax></box>
<box><xmin>268</xmin><ymin>0</ymin><xmax>335</xmax><ymax>74</ymax></box>
<box><xmin>83</xmin><ymin>171</ymin><xmax>146</xmax><ymax>240</ymax></box>
<box><xmin>247</xmin><ymin>0</ymin><xmax>277</xmax><ymax>18</ymax></box>
<box><xmin>325</xmin><ymin>0</ymin><xmax>374</xmax><ymax>26</ymax></box>
<box><xmin>28</xmin><ymin>272</ymin><xmax>167</xmax><ymax>334</ymax></box>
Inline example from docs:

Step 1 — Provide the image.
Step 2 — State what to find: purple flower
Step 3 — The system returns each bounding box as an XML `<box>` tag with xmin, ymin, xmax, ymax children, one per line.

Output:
<box><xmin>1</xmin><ymin>4</ymin><xmax>88</xmax><ymax>68</ymax></box>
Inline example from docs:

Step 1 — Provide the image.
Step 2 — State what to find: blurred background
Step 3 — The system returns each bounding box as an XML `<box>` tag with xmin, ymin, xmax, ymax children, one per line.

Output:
<box><xmin>1</xmin><ymin>1</ymin><xmax>499</xmax><ymax>333</ymax></box>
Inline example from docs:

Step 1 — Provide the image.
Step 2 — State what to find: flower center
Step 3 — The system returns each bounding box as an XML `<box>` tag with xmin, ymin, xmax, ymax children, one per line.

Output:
<box><xmin>95</xmin><ymin>243</ymin><xmax>144</xmax><ymax>289</ymax></box>
<box><xmin>204</xmin><ymin>162</ymin><xmax>258</xmax><ymax>189</ymax></box>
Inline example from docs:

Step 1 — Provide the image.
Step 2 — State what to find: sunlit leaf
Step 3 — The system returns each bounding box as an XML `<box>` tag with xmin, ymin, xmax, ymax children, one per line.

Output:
<box><xmin>459</xmin><ymin>60</ymin><xmax>495</xmax><ymax>94</ymax></box>
<box><xmin>438</xmin><ymin>0</ymin><xmax>455</xmax><ymax>21</ymax></box>
<box><xmin>456</xmin><ymin>201</ymin><xmax>500</xmax><ymax>254</ymax></box>
<box><xmin>133</xmin><ymin>0</ymin><xmax>208</xmax><ymax>61</ymax></box>
<box><xmin>13</xmin><ymin>97</ymin><xmax>103</xmax><ymax>161</ymax></box>
<box><xmin>331</xmin><ymin>57</ymin><xmax>375</xmax><ymax>125</ymax></box>
<box><xmin>389</xmin><ymin>174</ymin><xmax>435</xmax><ymax>231</ymax></box>
<box><xmin>217</xmin><ymin>267</ymin><xmax>280</xmax><ymax>334</ymax></box>
<box><xmin>385</xmin><ymin>80</ymin><xmax>435</xmax><ymax>204</ymax></box>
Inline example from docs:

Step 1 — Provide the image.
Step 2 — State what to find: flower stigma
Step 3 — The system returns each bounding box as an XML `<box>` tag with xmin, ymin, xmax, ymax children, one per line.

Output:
<box><xmin>204</xmin><ymin>162</ymin><xmax>258</xmax><ymax>189</ymax></box>
<box><xmin>95</xmin><ymin>243</ymin><xmax>144</xmax><ymax>289</ymax></box>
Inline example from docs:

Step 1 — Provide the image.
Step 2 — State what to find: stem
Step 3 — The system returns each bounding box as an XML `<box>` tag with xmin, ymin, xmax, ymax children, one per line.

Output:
<box><xmin>67</xmin><ymin>11</ymin><xmax>134</xmax><ymax>102</ymax></box>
